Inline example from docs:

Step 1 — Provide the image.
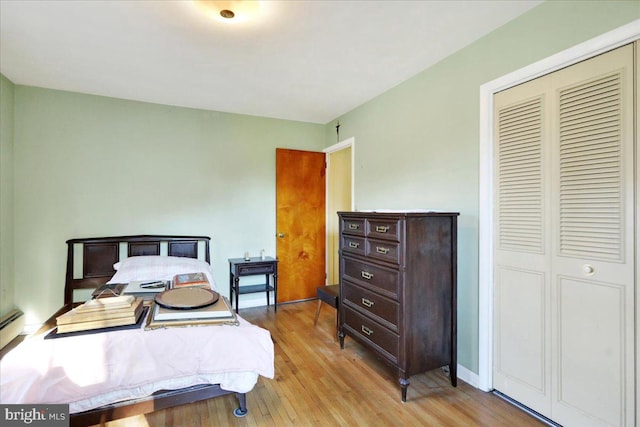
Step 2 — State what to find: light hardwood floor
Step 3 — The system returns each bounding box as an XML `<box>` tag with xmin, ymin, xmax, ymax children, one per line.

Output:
<box><xmin>94</xmin><ymin>300</ymin><xmax>544</xmax><ymax>427</ymax></box>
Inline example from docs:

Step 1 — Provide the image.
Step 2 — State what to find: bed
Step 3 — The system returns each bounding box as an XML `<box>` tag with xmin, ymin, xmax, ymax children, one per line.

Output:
<box><xmin>0</xmin><ymin>235</ymin><xmax>274</xmax><ymax>426</ymax></box>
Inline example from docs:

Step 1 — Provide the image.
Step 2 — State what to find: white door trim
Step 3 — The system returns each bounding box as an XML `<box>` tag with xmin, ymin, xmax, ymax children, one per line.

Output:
<box><xmin>324</xmin><ymin>137</ymin><xmax>355</xmax><ymax>285</ymax></box>
<box><xmin>478</xmin><ymin>19</ymin><xmax>640</xmax><ymax>392</ymax></box>
<box><xmin>324</xmin><ymin>137</ymin><xmax>355</xmax><ymax>155</ymax></box>
<box><xmin>324</xmin><ymin>136</ymin><xmax>355</xmax><ymax>211</ymax></box>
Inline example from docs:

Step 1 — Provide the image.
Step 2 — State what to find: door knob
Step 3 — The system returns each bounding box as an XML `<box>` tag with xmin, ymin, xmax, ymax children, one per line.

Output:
<box><xmin>582</xmin><ymin>264</ymin><xmax>595</xmax><ymax>275</ymax></box>
<box><xmin>278</xmin><ymin>233</ymin><xmax>285</xmax><ymax>238</ymax></box>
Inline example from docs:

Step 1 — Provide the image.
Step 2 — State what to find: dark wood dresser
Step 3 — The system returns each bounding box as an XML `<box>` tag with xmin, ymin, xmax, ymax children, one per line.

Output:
<box><xmin>337</xmin><ymin>211</ymin><xmax>459</xmax><ymax>401</ymax></box>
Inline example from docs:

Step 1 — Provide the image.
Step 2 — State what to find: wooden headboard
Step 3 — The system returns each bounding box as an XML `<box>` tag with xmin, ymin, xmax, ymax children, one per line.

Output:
<box><xmin>64</xmin><ymin>235</ymin><xmax>211</xmax><ymax>306</ymax></box>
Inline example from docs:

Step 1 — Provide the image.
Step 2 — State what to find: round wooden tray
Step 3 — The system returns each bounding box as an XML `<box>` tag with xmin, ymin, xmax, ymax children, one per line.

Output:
<box><xmin>155</xmin><ymin>287</ymin><xmax>219</xmax><ymax>310</ymax></box>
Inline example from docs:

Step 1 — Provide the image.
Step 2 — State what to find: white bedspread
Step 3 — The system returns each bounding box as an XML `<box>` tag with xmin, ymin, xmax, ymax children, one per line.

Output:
<box><xmin>0</xmin><ymin>315</ymin><xmax>274</xmax><ymax>413</ymax></box>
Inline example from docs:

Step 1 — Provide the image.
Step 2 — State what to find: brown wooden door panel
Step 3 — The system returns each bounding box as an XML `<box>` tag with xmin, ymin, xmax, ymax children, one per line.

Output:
<box><xmin>276</xmin><ymin>148</ymin><xmax>326</xmax><ymax>302</ymax></box>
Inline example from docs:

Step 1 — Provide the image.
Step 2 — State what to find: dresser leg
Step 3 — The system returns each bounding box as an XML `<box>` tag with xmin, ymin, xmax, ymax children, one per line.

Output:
<box><xmin>338</xmin><ymin>330</ymin><xmax>345</xmax><ymax>349</ymax></box>
<box><xmin>399</xmin><ymin>378</ymin><xmax>410</xmax><ymax>402</ymax></box>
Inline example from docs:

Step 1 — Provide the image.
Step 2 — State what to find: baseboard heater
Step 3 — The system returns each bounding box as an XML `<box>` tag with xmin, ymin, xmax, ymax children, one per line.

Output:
<box><xmin>0</xmin><ymin>309</ymin><xmax>25</xmax><ymax>350</ymax></box>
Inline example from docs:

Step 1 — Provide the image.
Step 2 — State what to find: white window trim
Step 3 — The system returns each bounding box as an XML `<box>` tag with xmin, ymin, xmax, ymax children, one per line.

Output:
<box><xmin>478</xmin><ymin>19</ymin><xmax>640</xmax><ymax>392</ymax></box>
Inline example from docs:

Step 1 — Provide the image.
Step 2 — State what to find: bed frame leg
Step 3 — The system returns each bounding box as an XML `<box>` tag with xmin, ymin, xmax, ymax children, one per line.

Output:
<box><xmin>233</xmin><ymin>393</ymin><xmax>248</xmax><ymax>417</ymax></box>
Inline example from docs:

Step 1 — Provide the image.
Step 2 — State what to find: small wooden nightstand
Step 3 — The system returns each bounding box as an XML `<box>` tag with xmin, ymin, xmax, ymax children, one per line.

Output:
<box><xmin>228</xmin><ymin>257</ymin><xmax>278</xmax><ymax>313</ymax></box>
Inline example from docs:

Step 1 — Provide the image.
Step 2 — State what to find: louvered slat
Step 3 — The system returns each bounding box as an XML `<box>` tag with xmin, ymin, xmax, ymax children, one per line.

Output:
<box><xmin>497</xmin><ymin>97</ymin><xmax>543</xmax><ymax>252</ymax></box>
<box><xmin>558</xmin><ymin>73</ymin><xmax>622</xmax><ymax>260</ymax></box>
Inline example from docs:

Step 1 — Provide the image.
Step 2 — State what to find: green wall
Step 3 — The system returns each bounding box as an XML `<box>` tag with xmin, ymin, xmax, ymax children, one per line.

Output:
<box><xmin>327</xmin><ymin>1</ymin><xmax>640</xmax><ymax>374</ymax></box>
<box><xmin>11</xmin><ymin>86</ymin><xmax>325</xmax><ymax>330</ymax></box>
<box><xmin>3</xmin><ymin>0</ymin><xmax>639</xmax><ymax>377</ymax></box>
<box><xmin>1</xmin><ymin>74</ymin><xmax>15</xmax><ymax>317</ymax></box>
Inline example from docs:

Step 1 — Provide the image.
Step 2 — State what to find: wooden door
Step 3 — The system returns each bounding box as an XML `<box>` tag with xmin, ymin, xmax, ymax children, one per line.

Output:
<box><xmin>276</xmin><ymin>148</ymin><xmax>326</xmax><ymax>302</ymax></box>
<box><xmin>493</xmin><ymin>44</ymin><xmax>635</xmax><ymax>426</ymax></box>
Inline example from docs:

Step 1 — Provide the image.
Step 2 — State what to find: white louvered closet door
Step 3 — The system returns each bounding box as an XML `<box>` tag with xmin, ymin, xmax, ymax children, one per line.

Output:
<box><xmin>493</xmin><ymin>74</ymin><xmax>553</xmax><ymax>417</ymax></box>
<box><xmin>549</xmin><ymin>43</ymin><xmax>634</xmax><ymax>427</ymax></box>
<box><xmin>494</xmin><ymin>43</ymin><xmax>635</xmax><ymax>426</ymax></box>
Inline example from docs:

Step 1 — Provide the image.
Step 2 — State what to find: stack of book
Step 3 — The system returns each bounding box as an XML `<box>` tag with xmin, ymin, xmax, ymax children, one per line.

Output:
<box><xmin>56</xmin><ymin>295</ymin><xmax>144</xmax><ymax>334</ymax></box>
<box><xmin>146</xmin><ymin>296</ymin><xmax>237</xmax><ymax>330</ymax></box>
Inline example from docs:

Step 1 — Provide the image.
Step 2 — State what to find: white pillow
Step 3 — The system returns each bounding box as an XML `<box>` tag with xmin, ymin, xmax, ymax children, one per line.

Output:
<box><xmin>107</xmin><ymin>256</ymin><xmax>216</xmax><ymax>290</ymax></box>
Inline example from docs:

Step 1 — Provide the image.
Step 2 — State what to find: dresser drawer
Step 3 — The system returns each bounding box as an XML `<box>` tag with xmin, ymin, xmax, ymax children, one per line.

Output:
<box><xmin>344</xmin><ymin>306</ymin><xmax>399</xmax><ymax>361</ymax></box>
<box><xmin>342</xmin><ymin>282</ymin><xmax>399</xmax><ymax>331</ymax></box>
<box><xmin>342</xmin><ymin>257</ymin><xmax>399</xmax><ymax>299</ymax></box>
<box><xmin>237</xmin><ymin>263</ymin><xmax>275</xmax><ymax>275</ymax></box>
<box><xmin>365</xmin><ymin>238</ymin><xmax>400</xmax><ymax>264</ymax></box>
<box><xmin>367</xmin><ymin>218</ymin><xmax>401</xmax><ymax>242</ymax></box>
<box><xmin>341</xmin><ymin>217</ymin><xmax>365</xmax><ymax>236</ymax></box>
<box><xmin>341</xmin><ymin>235</ymin><xmax>365</xmax><ymax>256</ymax></box>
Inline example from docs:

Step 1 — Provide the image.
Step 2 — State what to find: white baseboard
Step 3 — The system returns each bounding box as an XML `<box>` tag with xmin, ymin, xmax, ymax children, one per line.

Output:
<box><xmin>236</xmin><ymin>291</ymin><xmax>276</xmax><ymax>310</ymax></box>
<box><xmin>457</xmin><ymin>363</ymin><xmax>479</xmax><ymax>389</ymax></box>
<box><xmin>238</xmin><ymin>299</ymin><xmax>274</xmax><ymax>309</ymax></box>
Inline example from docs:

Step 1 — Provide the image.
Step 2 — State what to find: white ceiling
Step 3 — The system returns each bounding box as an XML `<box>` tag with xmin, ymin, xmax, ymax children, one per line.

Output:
<box><xmin>0</xmin><ymin>0</ymin><xmax>541</xmax><ymax>124</ymax></box>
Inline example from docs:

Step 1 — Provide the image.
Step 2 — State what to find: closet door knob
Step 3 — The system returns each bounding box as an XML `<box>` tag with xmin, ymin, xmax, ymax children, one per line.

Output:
<box><xmin>582</xmin><ymin>264</ymin><xmax>594</xmax><ymax>275</ymax></box>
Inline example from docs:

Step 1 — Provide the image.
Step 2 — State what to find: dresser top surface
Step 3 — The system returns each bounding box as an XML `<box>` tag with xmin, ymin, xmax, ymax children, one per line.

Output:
<box><xmin>338</xmin><ymin>210</ymin><xmax>459</xmax><ymax>217</ymax></box>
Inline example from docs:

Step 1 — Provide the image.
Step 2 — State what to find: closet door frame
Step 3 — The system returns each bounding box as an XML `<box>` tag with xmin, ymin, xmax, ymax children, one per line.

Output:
<box><xmin>478</xmin><ymin>20</ymin><xmax>640</xmax><ymax>392</ymax></box>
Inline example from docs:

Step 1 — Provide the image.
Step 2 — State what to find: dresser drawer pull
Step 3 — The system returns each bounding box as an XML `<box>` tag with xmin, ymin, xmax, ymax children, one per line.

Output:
<box><xmin>375</xmin><ymin>246</ymin><xmax>389</xmax><ymax>254</ymax></box>
<box><xmin>375</xmin><ymin>225</ymin><xmax>390</xmax><ymax>233</ymax></box>
<box><xmin>361</xmin><ymin>298</ymin><xmax>374</xmax><ymax>308</ymax></box>
<box><xmin>361</xmin><ymin>325</ymin><xmax>374</xmax><ymax>336</ymax></box>
<box><xmin>348</xmin><ymin>224</ymin><xmax>360</xmax><ymax>230</ymax></box>
<box><xmin>349</xmin><ymin>242</ymin><xmax>360</xmax><ymax>248</ymax></box>
<box><xmin>361</xmin><ymin>271</ymin><xmax>373</xmax><ymax>280</ymax></box>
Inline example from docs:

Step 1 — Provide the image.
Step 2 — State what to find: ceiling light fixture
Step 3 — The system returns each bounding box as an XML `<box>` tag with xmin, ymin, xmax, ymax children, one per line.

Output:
<box><xmin>194</xmin><ymin>1</ymin><xmax>262</xmax><ymax>24</ymax></box>
<box><xmin>220</xmin><ymin>9</ymin><xmax>235</xmax><ymax>19</ymax></box>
